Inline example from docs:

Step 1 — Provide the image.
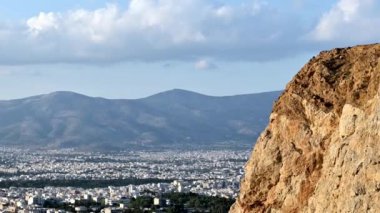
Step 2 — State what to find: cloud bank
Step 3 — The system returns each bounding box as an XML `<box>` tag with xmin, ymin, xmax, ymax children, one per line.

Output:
<box><xmin>0</xmin><ymin>0</ymin><xmax>378</xmax><ymax>65</ymax></box>
<box><xmin>311</xmin><ymin>0</ymin><xmax>380</xmax><ymax>43</ymax></box>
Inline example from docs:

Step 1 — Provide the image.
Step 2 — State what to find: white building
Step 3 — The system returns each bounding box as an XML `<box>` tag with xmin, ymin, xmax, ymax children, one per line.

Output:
<box><xmin>27</xmin><ymin>196</ymin><xmax>44</xmax><ymax>206</ymax></box>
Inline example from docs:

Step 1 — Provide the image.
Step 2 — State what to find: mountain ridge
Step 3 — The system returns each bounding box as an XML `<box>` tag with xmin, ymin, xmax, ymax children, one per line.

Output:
<box><xmin>1</xmin><ymin>89</ymin><xmax>280</xmax><ymax>102</ymax></box>
<box><xmin>0</xmin><ymin>89</ymin><xmax>281</xmax><ymax>150</ymax></box>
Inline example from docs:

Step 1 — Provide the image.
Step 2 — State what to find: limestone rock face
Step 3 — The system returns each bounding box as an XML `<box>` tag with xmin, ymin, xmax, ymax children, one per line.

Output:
<box><xmin>230</xmin><ymin>44</ymin><xmax>380</xmax><ymax>213</ymax></box>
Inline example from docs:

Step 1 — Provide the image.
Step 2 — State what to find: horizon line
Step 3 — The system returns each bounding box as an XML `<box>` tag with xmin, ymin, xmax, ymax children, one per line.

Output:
<box><xmin>0</xmin><ymin>89</ymin><xmax>284</xmax><ymax>102</ymax></box>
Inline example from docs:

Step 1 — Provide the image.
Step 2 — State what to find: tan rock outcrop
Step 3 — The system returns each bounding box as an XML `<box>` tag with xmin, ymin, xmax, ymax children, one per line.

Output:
<box><xmin>230</xmin><ymin>44</ymin><xmax>380</xmax><ymax>213</ymax></box>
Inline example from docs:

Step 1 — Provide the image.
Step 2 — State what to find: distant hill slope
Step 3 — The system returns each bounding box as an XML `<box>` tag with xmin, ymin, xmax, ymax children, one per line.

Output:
<box><xmin>0</xmin><ymin>89</ymin><xmax>280</xmax><ymax>150</ymax></box>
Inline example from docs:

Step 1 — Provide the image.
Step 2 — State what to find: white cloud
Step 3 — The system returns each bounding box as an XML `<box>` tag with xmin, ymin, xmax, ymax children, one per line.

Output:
<box><xmin>195</xmin><ymin>59</ymin><xmax>217</xmax><ymax>70</ymax></box>
<box><xmin>0</xmin><ymin>0</ymin><xmax>378</xmax><ymax>65</ymax></box>
<box><xmin>27</xmin><ymin>12</ymin><xmax>59</xmax><ymax>36</ymax></box>
<box><xmin>311</xmin><ymin>0</ymin><xmax>380</xmax><ymax>42</ymax></box>
<box><xmin>0</xmin><ymin>0</ymin><xmax>309</xmax><ymax>64</ymax></box>
<box><xmin>214</xmin><ymin>6</ymin><xmax>234</xmax><ymax>20</ymax></box>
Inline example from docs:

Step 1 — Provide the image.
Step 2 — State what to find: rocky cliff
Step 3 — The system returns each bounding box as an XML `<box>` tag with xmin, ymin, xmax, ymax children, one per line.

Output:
<box><xmin>231</xmin><ymin>44</ymin><xmax>380</xmax><ymax>212</ymax></box>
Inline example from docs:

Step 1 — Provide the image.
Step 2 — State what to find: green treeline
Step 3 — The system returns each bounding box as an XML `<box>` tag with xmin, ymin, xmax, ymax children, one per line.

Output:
<box><xmin>129</xmin><ymin>193</ymin><xmax>234</xmax><ymax>213</ymax></box>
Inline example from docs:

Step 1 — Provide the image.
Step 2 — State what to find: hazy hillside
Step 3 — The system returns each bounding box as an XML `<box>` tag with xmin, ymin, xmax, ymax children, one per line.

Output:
<box><xmin>0</xmin><ymin>89</ymin><xmax>280</xmax><ymax>150</ymax></box>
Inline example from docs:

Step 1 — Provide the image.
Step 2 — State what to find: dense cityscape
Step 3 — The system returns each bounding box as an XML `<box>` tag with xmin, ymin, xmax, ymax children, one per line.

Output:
<box><xmin>0</xmin><ymin>147</ymin><xmax>248</xmax><ymax>212</ymax></box>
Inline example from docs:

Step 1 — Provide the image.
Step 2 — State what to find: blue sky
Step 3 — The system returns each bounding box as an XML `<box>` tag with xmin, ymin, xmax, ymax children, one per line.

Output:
<box><xmin>0</xmin><ymin>0</ymin><xmax>379</xmax><ymax>99</ymax></box>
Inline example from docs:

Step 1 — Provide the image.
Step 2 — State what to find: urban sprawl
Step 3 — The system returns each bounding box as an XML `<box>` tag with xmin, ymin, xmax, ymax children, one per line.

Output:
<box><xmin>0</xmin><ymin>147</ymin><xmax>248</xmax><ymax>212</ymax></box>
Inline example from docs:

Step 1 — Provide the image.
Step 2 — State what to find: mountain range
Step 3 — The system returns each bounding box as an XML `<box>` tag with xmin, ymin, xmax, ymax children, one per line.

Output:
<box><xmin>0</xmin><ymin>89</ymin><xmax>280</xmax><ymax>150</ymax></box>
